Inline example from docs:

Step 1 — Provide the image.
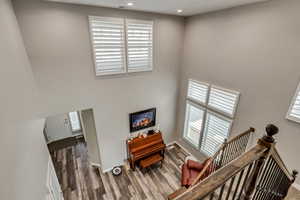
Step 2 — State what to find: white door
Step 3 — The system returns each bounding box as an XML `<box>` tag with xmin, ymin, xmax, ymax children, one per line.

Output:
<box><xmin>47</xmin><ymin>158</ymin><xmax>64</xmax><ymax>200</ymax></box>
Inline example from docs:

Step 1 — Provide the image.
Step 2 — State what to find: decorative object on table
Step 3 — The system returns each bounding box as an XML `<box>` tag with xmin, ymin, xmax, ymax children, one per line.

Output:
<box><xmin>132</xmin><ymin>131</ymin><xmax>138</xmax><ymax>138</ymax></box>
<box><xmin>148</xmin><ymin>129</ymin><xmax>155</xmax><ymax>135</ymax></box>
<box><xmin>112</xmin><ymin>166</ymin><xmax>122</xmax><ymax>176</ymax></box>
<box><xmin>155</xmin><ymin>124</ymin><xmax>160</xmax><ymax>133</ymax></box>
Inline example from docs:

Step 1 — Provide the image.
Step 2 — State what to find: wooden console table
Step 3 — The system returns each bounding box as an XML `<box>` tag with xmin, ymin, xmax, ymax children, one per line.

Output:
<box><xmin>127</xmin><ymin>132</ymin><xmax>166</xmax><ymax>170</ymax></box>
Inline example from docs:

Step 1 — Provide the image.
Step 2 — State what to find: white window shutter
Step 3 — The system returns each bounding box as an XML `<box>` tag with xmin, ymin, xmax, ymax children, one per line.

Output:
<box><xmin>201</xmin><ymin>112</ymin><xmax>232</xmax><ymax>156</ymax></box>
<box><xmin>126</xmin><ymin>19</ymin><xmax>153</xmax><ymax>72</ymax></box>
<box><xmin>69</xmin><ymin>111</ymin><xmax>81</xmax><ymax>132</ymax></box>
<box><xmin>287</xmin><ymin>83</ymin><xmax>300</xmax><ymax>123</ymax></box>
<box><xmin>89</xmin><ymin>16</ymin><xmax>126</xmax><ymax>76</ymax></box>
<box><xmin>208</xmin><ymin>86</ymin><xmax>240</xmax><ymax>118</ymax></box>
<box><xmin>187</xmin><ymin>80</ymin><xmax>209</xmax><ymax>105</ymax></box>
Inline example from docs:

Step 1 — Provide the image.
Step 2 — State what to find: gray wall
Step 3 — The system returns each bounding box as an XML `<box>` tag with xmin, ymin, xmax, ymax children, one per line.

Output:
<box><xmin>0</xmin><ymin>0</ymin><xmax>49</xmax><ymax>199</ymax></box>
<box><xmin>176</xmin><ymin>0</ymin><xmax>300</xmax><ymax>184</ymax></box>
<box><xmin>81</xmin><ymin>109</ymin><xmax>101</xmax><ymax>165</ymax></box>
<box><xmin>12</xmin><ymin>0</ymin><xmax>185</xmax><ymax>171</ymax></box>
<box><xmin>45</xmin><ymin>112</ymin><xmax>83</xmax><ymax>142</ymax></box>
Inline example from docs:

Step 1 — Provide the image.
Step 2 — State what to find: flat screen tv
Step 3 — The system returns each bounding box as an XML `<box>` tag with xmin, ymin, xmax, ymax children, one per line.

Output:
<box><xmin>129</xmin><ymin>108</ymin><xmax>156</xmax><ymax>133</ymax></box>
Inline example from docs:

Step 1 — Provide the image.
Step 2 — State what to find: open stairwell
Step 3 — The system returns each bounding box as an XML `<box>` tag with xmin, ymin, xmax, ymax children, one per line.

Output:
<box><xmin>169</xmin><ymin>124</ymin><xmax>298</xmax><ymax>200</ymax></box>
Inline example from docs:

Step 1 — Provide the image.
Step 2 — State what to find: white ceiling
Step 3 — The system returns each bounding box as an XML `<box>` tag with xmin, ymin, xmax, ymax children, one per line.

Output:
<box><xmin>47</xmin><ymin>0</ymin><xmax>268</xmax><ymax>16</ymax></box>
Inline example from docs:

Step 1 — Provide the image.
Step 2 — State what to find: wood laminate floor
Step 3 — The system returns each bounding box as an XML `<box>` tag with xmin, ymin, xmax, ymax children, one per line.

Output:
<box><xmin>50</xmin><ymin>139</ymin><xmax>190</xmax><ymax>200</ymax></box>
<box><xmin>286</xmin><ymin>187</ymin><xmax>300</xmax><ymax>200</ymax></box>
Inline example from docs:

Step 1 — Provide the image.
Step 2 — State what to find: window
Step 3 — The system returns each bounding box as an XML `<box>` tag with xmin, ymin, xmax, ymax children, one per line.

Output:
<box><xmin>68</xmin><ymin>111</ymin><xmax>81</xmax><ymax>132</ymax></box>
<box><xmin>200</xmin><ymin>112</ymin><xmax>232</xmax><ymax>156</ymax></box>
<box><xmin>287</xmin><ymin>82</ymin><xmax>300</xmax><ymax>123</ymax></box>
<box><xmin>183</xmin><ymin>79</ymin><xmax>240</xmax><ymax>156</ymax></box>
<box><xmin>126</xmin><ymin>19</ymin><xmax>153</xmax><ymax>72</ymax></box>
<box><xmin>184</xmin><ymin>102</ymin><xmax>205</xmax><ymax>147</ymax></box>
<box><xmin>89</xmin><ymin>16</ymin><xmax>126</xmax><ymax>76</ymax></box>
<box><xmin>89</xmin><ymin>16</ymin><xmax>154</xmax><ymax>76</ymax></box>
<box><xmin>208</xmin><ymin>85</ymin><xmax>240</xmax><ymax>117</ymax></box>
<box><xmin>187</xmin><ymin>80</ymin><xmax>209</xmax><ymax>105</ymax></box>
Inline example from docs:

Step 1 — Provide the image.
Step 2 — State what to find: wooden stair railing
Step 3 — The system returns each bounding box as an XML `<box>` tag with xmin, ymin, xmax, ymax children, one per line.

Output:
<box><xmin>251</xmin><ymin>146</ymin><xmax>298</xmax><ymax>200</ymax></box>
<box><xmin>173</xmin><ymin>124</ymin><xmax>298</xmax><ymax>200</ymax></box>
<box><xmin>168</xmin><ymin>127</ymin><xmax>255</xmax><ymax>200</ymax></box>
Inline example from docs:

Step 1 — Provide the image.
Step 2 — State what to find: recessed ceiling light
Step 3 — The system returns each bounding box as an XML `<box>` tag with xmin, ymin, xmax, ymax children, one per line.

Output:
<box><xmin>127</xmin><ymin>2</ymin><xmax>134</xmax><ymax>6</ymax></box>
<box><xmin>177</xmin><ymin>9</ymin><xmax>183</xmax><ymax>13</ymax></box>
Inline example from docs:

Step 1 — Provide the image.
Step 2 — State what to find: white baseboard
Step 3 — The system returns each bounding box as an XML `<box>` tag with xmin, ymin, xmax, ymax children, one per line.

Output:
<box><xmin>293</xmin><ymin>183</ymin><xmax>300</xmax><ymax>191</ymax></box>
<box><xmin>166</xmin><ymin>141</ymin><xmax>176</xmax><ymax>146</ymax></box>
<box><xmin>102</xmin><ymin>167</ymin><xmax>114</xmax><ymax>173</ymax></box>
<box><xmin>169</xmin><ymin>140</ymin><xmax>192</xmax><ymax>156</ymax></box>
<box><xmin>90</xmin><ymin>162</ymin><xmax>101</xmax><ymax>168</ymax></box>
<box><xmin>102</xmin><ymin>160</ymin><xmax>124</xmax><ymax>173</ymax></box>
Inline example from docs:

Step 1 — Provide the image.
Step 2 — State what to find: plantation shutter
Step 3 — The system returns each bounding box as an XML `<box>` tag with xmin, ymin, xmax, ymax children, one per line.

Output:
<box><xmin>126</xmin><ymin>19</ymin><xmax>153</xmax><ymax>72</ymax></box>
<box><xmin>208</xmin><ymin>86</ymin><xmax>240</xmax><ymax>118</ymax></box>
<box><xmin>287</xmin><ymin>83</ymin><xmax>300</xmax><ymax>123</ymax></box>
<box><xmin>89</xmin><ymin>16</ymin><xmax>126</xmax><ymax>76</ymax></box>
<box><xmin>68</xmin><ymin>112</ymin><xmax>81</xmax><ymax>132</ymax></box>
<box><xmin>201</xmin><ymin>112</ymin><xmax>232</xmax><ymax>156</ymax></box>
<box><xmin>187</xmin><ymin>80</ymin><xmax>209</xmax><ymax>105</ymax></box>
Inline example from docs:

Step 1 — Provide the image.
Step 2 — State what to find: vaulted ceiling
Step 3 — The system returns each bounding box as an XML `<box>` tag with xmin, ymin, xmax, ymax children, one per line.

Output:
<box><xmin>47</xmin><ymin>0</ymin><xmax>268</xmax><ymax>16</ymax></box>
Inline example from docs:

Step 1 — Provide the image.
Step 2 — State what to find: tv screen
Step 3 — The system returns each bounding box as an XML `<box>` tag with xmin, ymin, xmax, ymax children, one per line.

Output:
<box><xmin>129</xmin><ymin>108</ymin><xmax>156</xmax><ymax>133</ymax></box>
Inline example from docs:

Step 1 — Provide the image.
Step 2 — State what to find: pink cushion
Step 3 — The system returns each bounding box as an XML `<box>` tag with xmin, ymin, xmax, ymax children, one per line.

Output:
<box><xmin>181</xmin><ymin>158</ymin><xmax>213</xmax><ymax>187</ymax></box>
<box><xmin>181</xmin><ymin>164</ymin><xmax>190</xmax><ymax>186</ymax></box>
<box><xmin>187</xmin><ymin>168</ymin><xmax>200</xmax><ymax>185</ymax></box>
<box><xmin>187</xmin><ymin>160</ymin><xmax>204</xmax><ymax>171</ymax></box>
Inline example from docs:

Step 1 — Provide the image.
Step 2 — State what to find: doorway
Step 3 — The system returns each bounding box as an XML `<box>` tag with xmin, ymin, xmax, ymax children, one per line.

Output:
<box><xmin>44</xmin><ymin>108</ymin><xmax>102</xmax><ymax>200</ymax></box>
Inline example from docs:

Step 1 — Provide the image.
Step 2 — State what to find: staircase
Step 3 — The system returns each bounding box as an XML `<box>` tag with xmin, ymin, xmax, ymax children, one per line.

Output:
<box><xmin>169</xmin><ymin>124</ymin><xmax>298</xmax><ymax>200</ymax></box>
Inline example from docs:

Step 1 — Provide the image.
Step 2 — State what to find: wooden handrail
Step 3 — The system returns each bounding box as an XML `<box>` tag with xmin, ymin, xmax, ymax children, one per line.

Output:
<box><xmin>226</xmin><ymin>127</ymin><xmax>255</xmax><ymax>144</ymax></box>
<box><xmin>190</xmin><ymin>145</ymin><xmax>224</xmax><ymax>186</ymax></box>
<box><xmin>271</xmin><ymin>147</ymin><xmax>294</xmax><ymax>180</ymax></box>
<box><xmin>168</xmin><ymin>128</ymin><xmax>255</xmax><ymax>200</ymax></box>
<box><xmin>175</xmin><ymin>144</ymin><xmax>269</xmax><ymax>200</ymax></box>
<box><xmin>174</xmin><ymin>124</ymin><xmax>297</xmax><ymax>200</ymax></box>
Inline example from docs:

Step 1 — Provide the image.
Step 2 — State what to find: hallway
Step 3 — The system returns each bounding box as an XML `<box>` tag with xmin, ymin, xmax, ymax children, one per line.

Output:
<box><xmin>50</xmin><ymin>139</ymin><xmax>190</xmax><ymax>200</ymax></box>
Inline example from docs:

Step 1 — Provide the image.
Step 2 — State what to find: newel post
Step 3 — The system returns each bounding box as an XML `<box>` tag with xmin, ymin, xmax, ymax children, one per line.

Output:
<box><xmin>242</xmin><ymin>124</ymin><xmax>279</xmax><ymax>200</ymax></box>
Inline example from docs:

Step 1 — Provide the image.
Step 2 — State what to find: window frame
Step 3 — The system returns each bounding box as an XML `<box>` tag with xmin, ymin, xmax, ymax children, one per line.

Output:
<box><xmin>183</xmin><ymin>79</ymin><xmax>239</xmax><ymax>155</ymax></box>
<box><xmin>183</xmin><ymin>100</ymin><xmax>207</xmax><ymax>148</ymax></box>
<box><xmin>88</xmin><ymin>16</ymin><xmax>154</xmax><ymax>76</ymax></box>
<box><xmin>126</xmin><ymin>18</ymin><xmax>154</xmax><ymax>73</ymax></box>
<box><xmin>88</xmin><ymin>16</ymin><xmax>127</xmax><ymax>76</ymax></box>
<box><xmin>287</xmin><ymin>82</ymin><xmax>300</xmax><ymax>123</ymax></box>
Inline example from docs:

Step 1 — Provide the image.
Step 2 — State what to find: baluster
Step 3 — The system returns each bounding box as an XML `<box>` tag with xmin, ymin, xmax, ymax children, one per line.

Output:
<box><xmin>242</xmin><ymin>124</ymin><xmax>279</xmax><ymax>200</ymax></box>
<box><xmin>292</xmin><ymin>170</ymin><xmax>299</xmax><ymax>183</ymax></box>
<box><xmin>282</xmin><ymin>170</ymin><xmax>298</xmax><ymax>198</ymax></box>
<box><xmin>219</xmin><ymin>138</ymin><xmax>227</xmax><ymax>168</ymax></box>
